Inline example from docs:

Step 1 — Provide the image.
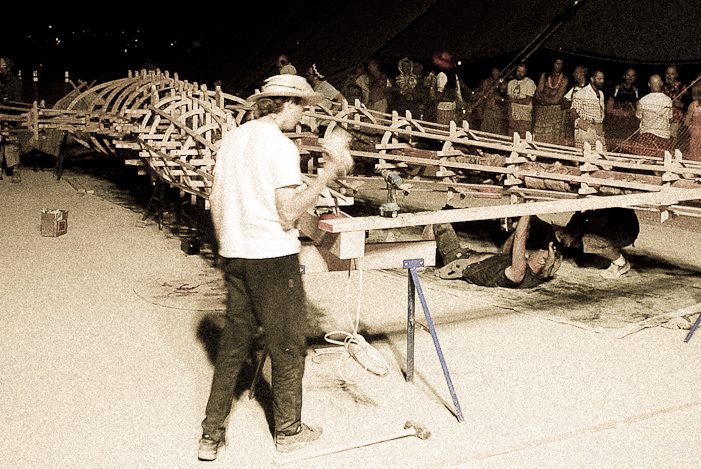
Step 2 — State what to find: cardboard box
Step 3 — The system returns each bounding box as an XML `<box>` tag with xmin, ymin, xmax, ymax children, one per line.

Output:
<box><xmin>41</xmin><ymin>210</ymin><xmax>69</xmax><ymax>237</ymax></box>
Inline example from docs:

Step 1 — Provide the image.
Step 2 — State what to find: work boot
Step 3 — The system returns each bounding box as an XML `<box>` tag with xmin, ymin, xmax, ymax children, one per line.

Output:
<box><xmin>275</xmin><ymin>423</ymin><xmax>323</xmax><ymax>453</ymax></box>
<box><xmin>433</xmin><ymin>223</ymin><xmax>471</xmax><ymax>265</ymax></box>
<box><xmin>198</xmin><ymin>435</ymin><xmax>224</xmax><ymax>461</ymax></box>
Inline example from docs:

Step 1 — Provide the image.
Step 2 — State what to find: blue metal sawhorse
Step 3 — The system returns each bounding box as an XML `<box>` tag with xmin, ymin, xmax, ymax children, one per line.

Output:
<box><xmin>294</xmin><ymin>258</ymin><xmax>463</xmax><ymax>421</ymax></box>
<box><xmin>685</xmin><ymin>314</ymin><xmax>701</xmax><ymax>343</ymax></box>
<box><xmin>404</xmin><ymin>258</ymin><xmax>464</xmax><ymax>422</ymax></box>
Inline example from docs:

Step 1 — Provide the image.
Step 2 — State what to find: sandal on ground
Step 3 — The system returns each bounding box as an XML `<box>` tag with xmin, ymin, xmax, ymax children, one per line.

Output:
<box><xmin>436</xmin><ymin>258</ymin><xmax>471</xmax><ymax>280</ymax></box>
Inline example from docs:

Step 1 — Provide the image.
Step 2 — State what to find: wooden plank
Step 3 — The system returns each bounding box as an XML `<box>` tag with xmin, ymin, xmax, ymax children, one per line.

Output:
<box><xmin>615</xmin><ymin>302</ymin><xmax>701</xmax><ymax>338</ymax></box>
<box><xmin>297</xmin><ymin>210</ymin><xmax>329</xmax><ymax>244</ymax></box>
<box><xmin>326</xmin><ymin>230</ymin><xmax>366</xmax><ymax>259</ymax></box>
<box><xmin>305</xmin><ymin>109</ymin><xmax>701</xmax><ymax>176</ymax></box>
<box><xmin>299</xmin><ymin>240</ymin><xmax>436</xmax><ymax>273</ymax></box>
<box><xmin>318</xmin><ymin>188</ymin><xmax>701</xmax><ymax>233</ymax></box>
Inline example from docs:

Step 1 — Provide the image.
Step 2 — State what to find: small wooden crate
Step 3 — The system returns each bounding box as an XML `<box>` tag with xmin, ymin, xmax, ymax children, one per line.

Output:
<box><xmin>41</xmin><ymin>210</ymin><xmax>69</xmax><ymax>237</ymax></box>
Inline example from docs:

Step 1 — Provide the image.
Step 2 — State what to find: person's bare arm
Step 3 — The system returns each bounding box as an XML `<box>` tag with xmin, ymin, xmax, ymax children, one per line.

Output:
<box><xmin>504</xmin><ymin>215</ymin><xmax>531</xmax><ymax>283</ymax></box>
<box><xmin>275</xmin><ymin>171</ymin><xmax>341</xmax><ymax>227</ymax></box>
<box><xmin>330</xmin><ymin>91</ymin><xmax>346</xmax><ymax>110</ymax></box>
<box><xmin>209</xmin><ymin>186</ymin><xmax>224</xmax><ymax>243</ymax></box>
<box><xmin>332</xmin><ymin>92</ymin><xmax>345</xmax><ymax>104</ymax></box>
<box><xmin>276</xmin><ymin>134</ymin><xmax>353</xmax><ymax>226</ymax></box>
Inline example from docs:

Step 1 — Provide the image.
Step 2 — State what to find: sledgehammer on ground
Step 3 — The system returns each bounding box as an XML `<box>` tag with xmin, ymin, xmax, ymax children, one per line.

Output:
<box><xmin>275</xmin><ymin>421</ymin><xmax>431</xmax><ymax>466</ymax></box>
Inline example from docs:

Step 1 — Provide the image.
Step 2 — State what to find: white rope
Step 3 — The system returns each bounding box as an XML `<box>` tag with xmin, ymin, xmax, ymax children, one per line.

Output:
<box><xmin>313</xmin><ymin>264</ymin><xmax>390</xmax><ymax>383</ymax></box>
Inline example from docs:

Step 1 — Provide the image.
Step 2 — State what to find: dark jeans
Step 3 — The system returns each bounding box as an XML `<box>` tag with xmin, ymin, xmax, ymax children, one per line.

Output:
<box><xmin>201</xmin><ymin>254</ymin><xmax>308</xmax><ymax>442</ymax></box>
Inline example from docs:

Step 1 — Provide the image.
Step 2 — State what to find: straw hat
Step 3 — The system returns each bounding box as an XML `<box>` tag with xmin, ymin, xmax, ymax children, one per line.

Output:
<box><xmin>248</xmin><ymin>74</ymin><xmax>322</xmax><ymax>106</ymax></box>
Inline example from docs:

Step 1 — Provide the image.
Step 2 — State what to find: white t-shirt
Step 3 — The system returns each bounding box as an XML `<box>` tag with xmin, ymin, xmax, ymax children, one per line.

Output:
<box><xmin>436</xmin><ymin>72</ymin><xmax>448</xmax><ymax>92</ymax></box>
<box><xmin>636</xmin><ymin>92</ymin><xmax>673</xmax><ymax>139</ymax></box>
<box><xmin>210</xmin><ymin>120</ymin><xmax>303</xmax><ymax>259</ymax></box>
<box><xmin>507</xmin><ymin>77</ymin><xmax>536</xmax><ymax>120</ymax></box>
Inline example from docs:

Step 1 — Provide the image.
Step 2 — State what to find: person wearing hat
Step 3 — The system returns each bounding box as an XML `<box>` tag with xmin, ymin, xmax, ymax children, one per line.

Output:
<box><xmin>305</xmin><ymin>63</ymin><xmax>344</xmax><ymax>111</ymax></box>
<box><xmin>434</xmin><ymin>215</ymin><xmax>561</xmax><ymax>288</ymax></box>
<box><xmin>432</xmin><ymin>52</ymin><xmax>468</xmax><ymax>125</ymax></box>
<box><xmin>391</xmin><ymin>57</ymin><xmax>418</xmax><ymax>116</ymax></box>
<box><xmin>199</xmin><ymin>74</ymin><xmax>353</xmax><ymax>461</ymax></box>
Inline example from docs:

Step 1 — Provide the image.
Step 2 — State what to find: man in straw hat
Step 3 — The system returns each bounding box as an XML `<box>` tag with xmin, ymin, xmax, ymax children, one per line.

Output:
<box><xmin>434</xmin><ymin>215</ymin><xmax>561</xmax><ymax>288</ymax></box>
<box><xmin>199</xmin><ymin>74</ymin><xmax>353</xmax><ymax>461</ymax></box>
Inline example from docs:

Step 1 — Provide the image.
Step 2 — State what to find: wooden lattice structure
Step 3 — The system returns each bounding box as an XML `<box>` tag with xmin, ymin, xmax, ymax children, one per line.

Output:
<box><xmin>6</xmin><ymin>69</ymin><xmax>701</xmax><ymax>423</ymax></box>
<box><xmin>3</xmin><ymin>68</ymin><xmax>701</xmax><ymax>228</ymax></box>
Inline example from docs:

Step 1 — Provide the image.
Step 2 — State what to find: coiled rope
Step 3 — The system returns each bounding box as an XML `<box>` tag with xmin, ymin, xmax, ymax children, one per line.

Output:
<box><xmin>313</xmin><ymin>265</ymin><xmax>390</xmax><ymax>383</ymax></box>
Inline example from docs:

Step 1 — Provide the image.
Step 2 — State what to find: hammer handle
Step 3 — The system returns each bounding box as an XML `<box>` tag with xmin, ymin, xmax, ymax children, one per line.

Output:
<box><xmin>276</xmin><ymin>427</ymin><xmax>417</xmax><ymax>466</ymax></box>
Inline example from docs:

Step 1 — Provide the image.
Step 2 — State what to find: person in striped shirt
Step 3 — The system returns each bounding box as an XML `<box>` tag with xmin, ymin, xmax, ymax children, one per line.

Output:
<box><xmin>570</xmin><ymin>69</ymin><xmax>606</xmax><ymax>150</ymax></box>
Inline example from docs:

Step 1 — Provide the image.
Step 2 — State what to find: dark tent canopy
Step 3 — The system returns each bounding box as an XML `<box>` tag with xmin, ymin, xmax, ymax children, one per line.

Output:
<box><xmin>377</xmin><ymin>0</ymin><xmax>701</xmax><ymax>66</ymax></box>
<box><xmin>4</xmin><ymin>1</ymin><xmax>701</xmax><ymax>94</ymax></box>
<box><xmin>174</xmin><ymin>0</ymin><xmax>701</xmax><ymax>94</ymax></box>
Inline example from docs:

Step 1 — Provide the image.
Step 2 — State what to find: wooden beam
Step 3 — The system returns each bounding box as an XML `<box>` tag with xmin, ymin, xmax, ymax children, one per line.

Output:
<box><xmin>299</xmin><ymin>240</ymin><xmax>436</xmax><ymax>273</ymax></box>
<box><xmin>326</xmin><ymin>230</ymin><xmax>366</xmax><ymax>259</ymax></box>
<box><xmin>318</xmin><ymin>188</ymin><xmax>701</xmax><ymax>233</ymax></box>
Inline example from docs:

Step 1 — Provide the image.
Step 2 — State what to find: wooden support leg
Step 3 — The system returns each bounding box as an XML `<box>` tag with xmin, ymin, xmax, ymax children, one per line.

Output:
<box><xmin>55</xmin><ymin>132</ymin><xmax>68</xmax><ymax>181</ymax></box>
<box><xmin>143</xmin><ymin>179</ymin><xmax>165</xmax><ymax>230</ymax></box>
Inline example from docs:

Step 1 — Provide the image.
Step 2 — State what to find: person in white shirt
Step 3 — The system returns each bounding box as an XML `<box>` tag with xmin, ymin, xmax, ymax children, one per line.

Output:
<box><xmin>570</xmin><ymin>70</ymin><xmax>606</xmax><ymax>150</ymax></box>
<box><xmin>199</xmin><ymin>74</ymin><xmax>353</xmax><ymax>461</ymax></box>
<box><xmin>506</xmin><ymin>62</ymin><xmax>537</xmax><ymax>138</ymax></box>
<box><xmin>626</xmin><ymin>74</ymin><xmax>673</xmax><ymax>156</ymax></box>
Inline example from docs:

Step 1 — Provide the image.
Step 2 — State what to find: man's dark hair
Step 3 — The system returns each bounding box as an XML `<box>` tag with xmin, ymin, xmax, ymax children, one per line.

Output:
<box><xmin>254</xmin><ymin>96</ymin><xmax>302</xmax><ymax>118</ymax></box>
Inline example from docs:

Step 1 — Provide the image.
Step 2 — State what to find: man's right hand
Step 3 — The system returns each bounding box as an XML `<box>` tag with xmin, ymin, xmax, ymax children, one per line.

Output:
<box><xmin>321</xmin><ymin>129</ymin><xmax>354</xmax><ymax>177</ymax></box>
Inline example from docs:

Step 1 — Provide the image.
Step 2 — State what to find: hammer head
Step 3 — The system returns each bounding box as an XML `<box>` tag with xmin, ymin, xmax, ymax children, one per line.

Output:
<box><xmin>404</xmin><ymin>420</ymin><xmax>431</xmax><ymax>440</ymax></box>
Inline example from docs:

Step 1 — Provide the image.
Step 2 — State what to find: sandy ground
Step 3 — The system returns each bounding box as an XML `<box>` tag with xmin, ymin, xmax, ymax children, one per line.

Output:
<box><xmin>2</xmin><ymin>164</ymin><xmax>701</xmax><ymax>469</ymax></box>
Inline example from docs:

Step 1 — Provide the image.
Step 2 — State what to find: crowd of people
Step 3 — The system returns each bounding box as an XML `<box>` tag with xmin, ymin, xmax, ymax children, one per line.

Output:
<box><xmin>272</xmin><ymin>53</ymin><xmax>701</xmax><ymax>161</ymax></box>
<box><xmin>471</xmin><ymin>61</ymin><xmax>699</xmax><ymax>160</ymax></box>
<box><xmin>262</xmin><ymin>54</ymin><xmax>659</xmax><ymax>289</ymax></box>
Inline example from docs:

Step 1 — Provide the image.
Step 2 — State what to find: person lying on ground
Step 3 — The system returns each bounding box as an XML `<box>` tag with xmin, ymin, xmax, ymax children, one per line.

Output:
<box><xmin>433</xmin><ymin>215</ymin><xmax>561</xmax><ymax>289</ymax></box>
